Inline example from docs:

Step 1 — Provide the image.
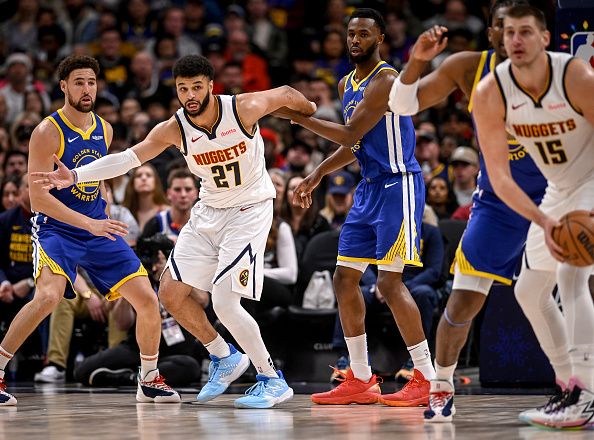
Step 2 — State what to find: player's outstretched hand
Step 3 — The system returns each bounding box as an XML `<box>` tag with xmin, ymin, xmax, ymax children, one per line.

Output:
<box><xmin>543</xmin><ymin>215</ymin><xmax>567</xmax><ymax>262</ymax></box>
<box><xmin>293</xmin><ymin>171</ymin><xmax>322</xmax><ymax>209</ymax></box>
<box><xmin>271</xmin><ymin>101</ymin><xmax>316</xmax><ymax>122</ymax></box>
<box><xmin>87</xmin><ymin>218</ymin><xmax>129</xmax><ymax>241</ymax></box>
<box><xmin>31</xmin><ymin>154</ymin><xmax>75</xmax><ymax>190</ymax></box>
<box><xmin>411</xmin><ymin>25</ymin><xmax>448</xmax><ymax>62</ymax></box>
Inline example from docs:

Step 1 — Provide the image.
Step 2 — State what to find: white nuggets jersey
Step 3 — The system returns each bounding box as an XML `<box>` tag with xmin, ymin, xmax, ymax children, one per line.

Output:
<box><xmin>174</xmin><ymin>95</ymin><xmax>275</xmax><ymax>208</ymax></box>
<box><xmin>494</xmin><ymin>52</ymin><xmax>594</xmax><ymax>190</ymax></box>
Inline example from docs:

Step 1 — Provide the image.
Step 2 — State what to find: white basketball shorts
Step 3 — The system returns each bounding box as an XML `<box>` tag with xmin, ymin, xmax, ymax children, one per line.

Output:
<box><xmin>164</xmin><ymin>198</ymin><xmax>273</xmax><ymax>300</ymax></box>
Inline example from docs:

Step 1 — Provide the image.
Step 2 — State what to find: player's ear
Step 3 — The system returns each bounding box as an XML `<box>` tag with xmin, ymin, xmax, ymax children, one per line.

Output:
<box><xmin>543</xmin><ymin>30</ymin><xmax>551</xmax><ymax>48</ymax></box>
<box><xmin>60</xmin><ymin>79</ymin><xmax>66</xmax><ymax>94</ymax></box>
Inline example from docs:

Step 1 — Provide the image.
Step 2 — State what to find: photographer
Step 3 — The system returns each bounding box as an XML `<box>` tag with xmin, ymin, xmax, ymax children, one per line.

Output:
<box><xmin>74</xmin><ymin>234</ymin><xmax>208</xmax><ymax>387</ymax></box>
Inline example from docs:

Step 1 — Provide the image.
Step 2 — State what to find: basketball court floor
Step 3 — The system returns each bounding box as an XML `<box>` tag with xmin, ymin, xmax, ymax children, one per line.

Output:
<box><xmin>1</xmin><ymin>382</ymin><xmax>590</xmax><ymax>440</ymax></box>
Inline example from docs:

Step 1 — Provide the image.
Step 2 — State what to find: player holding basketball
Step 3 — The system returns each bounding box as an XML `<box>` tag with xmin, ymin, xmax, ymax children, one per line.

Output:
<box><xmin>32</xmin><ymin>54</ymin><xmax>316</xmax><ymax>409</ymax></box>
<box><xmin>474</xmin><ymin>5</ymin><xmax>594</xmax><ymax>429</ymax></box>
<box><xmin>388</xmin><ymin>0</ymin><xmax>549</xmax><ymax>422</ymax></box>
<box><xmin>280</xmin><ymin>8</ymin><xmax>435</xmax><ymax>407</ymax></box>
<box><xmin>0</xmin><ymin>55</ymin><xmax>180</xmax><ymax>406</ymax></box>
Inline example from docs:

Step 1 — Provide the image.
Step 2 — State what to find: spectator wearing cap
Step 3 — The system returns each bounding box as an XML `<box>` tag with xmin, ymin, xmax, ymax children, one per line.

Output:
<box><xmin>0</xmin><ymin>54</ymin><xmax>50</xmax><ymax>125</ymax></box>
<box><xmin>262</xmin><ymin>128</ymin><xmax>285</xmax><ymax>170</ymax></box>
<box><xmin>283</xmin><ymin>140</ymin><xmax>312</xmax><ymax>176</ymax></box>
<box><xmin>450</xmin><ymin>146</ymin><xmax>479</xmax><ymax>207</ymax></box>
<box><xmin>320</xmin><ymin>171</ymin><xmax>355</xmax><ymax>230</ymax></box>
<box><xmin>415</xmin><ymin>130</ymin><xmax>453</xmax><ymax>185</ymax></box>
<box><xmin>224</xmin><ymin>4</ymin><xmax>248</xmax><ymax>34</ymax></box>
<box><xmin>224</xmin><ymin>28</ymin><xmax>270</xmax><ymax>92</ymax></box>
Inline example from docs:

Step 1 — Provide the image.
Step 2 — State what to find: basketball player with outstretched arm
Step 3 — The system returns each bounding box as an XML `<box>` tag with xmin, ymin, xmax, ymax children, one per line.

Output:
<box><xmin>474</xmin><ymin>5</ymin><xmax>594</xmax><ymax>430</ymax></box>
<box><xmin>32</xmin><ymin>55</ymin><xmax>316</xmax><ymax>409</ymax></box>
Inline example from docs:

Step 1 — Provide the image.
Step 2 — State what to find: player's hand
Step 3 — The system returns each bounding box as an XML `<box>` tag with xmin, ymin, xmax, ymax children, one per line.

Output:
<box><xmin>31</xmin><ymin>154</ymin><xmax>75</xmax><ymax>190</ymax></box>
<box><xmin>87</xmin><ymin>218</ymin><xmax>129</xmax><ymax>241</ymax></box>
<box><xmin>293</xmin><ymin>171</ymin><xmax>322</xmax><ymax>209</ymax></box>
<box><xmin>12</xmin><ymin>279</ymin><xmax>32</xmax><ymax>299</ymax></box>
<box><xmin>410</xmin><ymin>26</ymin><xmax>449</xmax><ymax>62</ymax></box>
<box><xmin>86</xmin><ymin>294</ymin><xmax>107</xmax><ymax>323</ymax></box>
<box><xmin>0</xmin><ymin>281</ymin><xmax>15</xmax><ymax>303</ymax></box>
<box><xmin>373</xmin><ymin>285</ymin><xmax>386</xmax><ymax>304</ymax></box>
<box><xmin>544</xmin><ymin>216</ymin><xmax>567</xmax><ymax>263</ymax></box>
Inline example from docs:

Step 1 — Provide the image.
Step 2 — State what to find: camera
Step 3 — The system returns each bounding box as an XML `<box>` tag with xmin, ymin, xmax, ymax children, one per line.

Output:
<box><xmin>135</xmin><ymin>233</ymin><xmax>174</xmax><ymax>269</ymax></box>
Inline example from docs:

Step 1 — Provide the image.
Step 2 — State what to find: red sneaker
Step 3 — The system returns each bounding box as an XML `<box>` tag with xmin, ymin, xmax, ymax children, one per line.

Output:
<box><xmin>311</xmin><ymin>368</ymin><xmax>381</xmax><ymax>405</ymax></box>
<box><xmin>379</xmin><ymin>369</ymin><xmax>430</xmax><ymax>407</ymax></box>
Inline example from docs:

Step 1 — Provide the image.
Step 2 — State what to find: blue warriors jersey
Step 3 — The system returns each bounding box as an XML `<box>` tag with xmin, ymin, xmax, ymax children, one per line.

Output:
<box><xmin>342</xmin><ymin>61</ymin><xmax>421</xmax><ymax>179</ymax></box>
<box><xmin>468</xmin><ymin>50</ymin><xmax>547</xmax><ymax>200</ymax></box>
<box><xmin>42</xmin><ymin>109</ymin><xmax>109</xmax><ymax>229</ymax></box>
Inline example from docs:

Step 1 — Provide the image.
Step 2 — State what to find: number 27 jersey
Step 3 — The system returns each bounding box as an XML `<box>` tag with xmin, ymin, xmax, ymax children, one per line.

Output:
<box><xmin>174</xmin><ymin>95</ymin><xmax>275</xmax><ymax>208</ymax></box>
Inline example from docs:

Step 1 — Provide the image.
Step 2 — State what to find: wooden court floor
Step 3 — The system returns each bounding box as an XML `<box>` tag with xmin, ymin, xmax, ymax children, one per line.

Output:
<box><xmin>1</xmin><ymin>386</ymin><xmax>592</xmax><ymax>440</ymax></box>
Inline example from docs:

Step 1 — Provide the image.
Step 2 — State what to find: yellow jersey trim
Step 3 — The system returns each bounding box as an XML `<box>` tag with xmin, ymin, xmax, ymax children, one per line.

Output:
<box><xmin>57</xmin><ymin>109</ymin><xmax>97</xmax><ymax>140</ymax></box>
<box><xmin>35</xmin><ymin>245</ymin><xmax>76</xmax><ymax>293</ymax></box>
<box><xmin>451</xmin><ymin>243</ymin><xmax>512</xmax><ymax>285</ymax></box>
<box><xmin>97</xmin><ymin>115</ymin><xmax>110</xmax><ymax>150</ymax></box>
<box><xmin>46</xmin><ymin>116</ymin><xmax>65</xmax><ymax>159</ymax></box>
<box><xmin>350</xmin><ymin>61</ymin><xmax>392</xmax><ymax>92</ymax></box>
<box><xmin>337</xmin><ymin>255</ymin><xmax>423</xmax><ymax>267</ymax></box>
<box><xmin>468</xmin><ymin>51</ymin><xmax>488</xmax><ymax>113</ymax></box>
<box><xmin>107</xmin><ymin>263</ymin><xmax>148</xmax><ymax>301</ymax></box>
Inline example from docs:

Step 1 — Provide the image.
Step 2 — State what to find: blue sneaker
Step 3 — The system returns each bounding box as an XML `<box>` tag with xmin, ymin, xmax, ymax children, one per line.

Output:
<box><xmin>0</xmin><ymin>378</ymin><xmax>17</xmax><ymax>406</ymax></box>
<box><xmin>136</xmin><ymin>369</ymin><xmax>180</xmax><ymax>403</ymax></box>
<box><xmin>234</xmin><ymin>371</ymin><xmax>293</xmax><ymax>409</ymax></box>
<box><xmin>196</xmin><ymin>343</ymin><xmax>250</xmax><ymax>403</ymax></box>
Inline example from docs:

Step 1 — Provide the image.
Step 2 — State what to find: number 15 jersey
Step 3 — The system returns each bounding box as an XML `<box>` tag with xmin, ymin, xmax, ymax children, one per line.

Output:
<box><xmin>494</xmin><ymin>52</ymin><xmax>594</xmax><ymax>190</ymax></box>
<box><xmin>174</xmin><ymin>95</ymin><xmax>275</xmax><ymax>208</ymax></box>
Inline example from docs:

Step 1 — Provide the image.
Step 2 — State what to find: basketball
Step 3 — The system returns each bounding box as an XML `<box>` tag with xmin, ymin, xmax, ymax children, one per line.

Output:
<box><xmin>552</xmin><ymin>210</ymin><xmax>594</xmax><ymax>267</ymax></box>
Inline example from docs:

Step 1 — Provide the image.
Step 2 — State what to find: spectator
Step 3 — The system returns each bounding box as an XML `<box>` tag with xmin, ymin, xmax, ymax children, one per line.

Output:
<box><xmin>309</xmin><ymin>77</ymin><xmax>341</xmax><ymax>123</ymax></box>
<box><xmin>313</xmin><ymin>30</ymin><xmax>351</xmax><ymax>89</ymax></box>
<box><xmin>104</xmin><ymin>182</ymin><xmax>139</xmax><ymax>246</ymax></box>
<box><xmin>450</xmin><ymin>146</ymin><xmax>479</xmax><ymax>207</ymax></box>
<box><xmin>140</xmin><ymin>168</ymin><xmax>198</xmax><ymax>242</ymax></box>
<box><xmin>122</xmin><ymin>163</ymin><xmax>169</xmax><ymax>231</ymax></box>
<box><xmin>126</xmin><ymin>51</ymin><xmax>173</xmax><ymax>109</ymax></box>
<box><xmin>218</xmin><ymin>61</ymin><xmax>244</xmax><ymax>95</ymax></box>
<box><xmin>1</xmin><ymin>175</ymin><xmax>21</xmax><ymax>213</ymax></box>
<box><xmin>120</xmin><ymin>0</ymin><xmax>157</xmax><ymax>49</ymax></box>
<box><xmin>262</xmin><ymin>128</ymin><xmax>285</xmax><ymax>171</ymax></box>
<box><xmin>34</xmin><ymin>24</ymin><xmax>69</xmax><ymax>87</ymax></box>
<box><xmin>60</xmin><ymin>0</ymin><xmax>99</xmax><ymax>45</ymax></box>
<box><xmin>319</xmin><ymin>171</ymin><xmax>355</xmax><ymax>230</ymax></box>
<box><xmin>94</xmin><ymin>27</ymin><xmax>132</xmax><ymax>101</ymax></box>
<box><xmin>427</xmin><ymin>175</ymin><xmax>459</xmax><ymax>220</ymax></box>
<box><xmin>0</xmin><ymin>54</ymin><xmax>49</xmax><ymax>124</ymax></box>
<box><xmin>147</xmin><ymin>6</ymin><xmax>201</xmax><ymax>58</ymax></box>
<box><xmin>129</xmin><ymin>112</ymin><xmax>151</xmax><ymax>144</ymax></box>
<box><xmin>416</xmin><ymin>131</ymin><xmax>453</xmax><ymax>184</ymax></box>
<box><xmin>3</xmin><ymin>151</ymin><xmax>28</xmax><ymax>179</ymax></box>
<box><xmin>23</xmin><ymin>89</ymin><xmax>47</xmax><ymax>117</ymax></box>
<box><xmin>153</xmin><ymin>33</ymin><xmax>178</xmax><ymax>87</ymax></box>
<box><xmin>0</xmin><ymin>174</ymin><xmax>35</xmax><ymax>333</ymax></box>
<box><xmin>283</xmin><ymin>140</ymin><xmax>313</xmax><ymax>176</ymax></box>
<box><xmin>423</xmin><ymin>0</ymin><xmax>484</xmax><ymax>39</ymax></box>
<box><xmin>225</xmin><ymin>29</ymin><xmax>270</xmax><ymax>92</ymax></box>
<box><xmin>383</xmin><ymin>11</ymin><xmax>416</xmax><ymax>71</ymax></box>
<box><xmin>1</xmin><ymin>0</ymin><xmax>39</xmax><ymax>54</ymax></box>
<box><xmin>268</xmin><ymin>168</ymin><xmax>287</xmax><ymax>215</ymax></box>
<box><xmin>10</xmin><ymin>112</ymin><xmax>41</xmax><ymax>153</ymax></box>
<box><xmin>281</xmin><ymin>175</ymin><xmax>330</xmax><ymax>259</ymax></box>
<box><xmin>224</xmin><ymin>4</ymin><xmax>248</xmax><ymax>34</ymax></box>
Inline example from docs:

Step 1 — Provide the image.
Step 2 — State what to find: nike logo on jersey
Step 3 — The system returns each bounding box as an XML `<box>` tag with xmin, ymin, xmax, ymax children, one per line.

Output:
<box><xmin>511</xmin><ymin>102</ymin><xmax>527</xmax><ymax>110</ymax></box>
<box><xmin>239</xmin><ymin>206</ymin><xmax>253</xmax><ymax>212</ymax></box>
<box><xmin>384</xmin><ymin>182</ymin><xmax>398</xmax><ymax>188</ymax></box>
<box><xmin>191</xmin><ymin>135</ymin><xmax>203</xmax><ymax>142</ymax></box>
<box><xmin>68</xmin><ymin>136</ymin><xmax>80</xmax><ymax>143</ymax></box>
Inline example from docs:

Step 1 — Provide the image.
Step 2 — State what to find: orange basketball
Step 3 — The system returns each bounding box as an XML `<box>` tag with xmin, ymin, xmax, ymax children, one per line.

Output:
<box><xmin>552</xmin><ymin>210</ymin><xmax>594</xmax><ymax>267</ymax></box>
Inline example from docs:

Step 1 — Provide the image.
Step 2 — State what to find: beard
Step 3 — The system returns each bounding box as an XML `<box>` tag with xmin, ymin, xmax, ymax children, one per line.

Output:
<box><xmin>68</xmin><ymin>94</ymin><xmax>94</xmax><ymax>113</ymax></box>
<box><xmin>348</xmin><ymin>43</ymin><xmax>377</xmax><ymax>64</ymax></box>
<box><xmin>181</xmin><ymin>93</ymin><xmax>210</xmax><ymax>117</ymax></box>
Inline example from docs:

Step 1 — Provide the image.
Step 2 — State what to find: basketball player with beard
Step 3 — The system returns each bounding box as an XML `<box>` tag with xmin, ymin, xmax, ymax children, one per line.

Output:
<box><xmin>276</xmin><ymin>8</ymin><xmax>435</xmax><ymax>407</ymax></box>
<box><xmin>32</xmin><ymin>54</ymin><xmax>316</xmax><ymax>409</ymax></box>
<box><xmin>0</xmin><ymin>55</ymin><xmax>180</xmax><ymax>406</ymax></box>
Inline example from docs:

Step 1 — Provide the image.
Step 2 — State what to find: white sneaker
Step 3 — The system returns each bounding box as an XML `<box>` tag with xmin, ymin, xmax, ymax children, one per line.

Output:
<box><xmin>424</xmin><ymin>380</ymin><xmax>456</xmax><ymax>423</ymax></box>
<box><xmin>34</xmin><ymin>366</ymin><xmax>65</xmax><ymax>383</ymax></box>
<box><xmin>519</xmin><ymin>383</ymin><xmax>567</xmax><ymax>425</ymax></box>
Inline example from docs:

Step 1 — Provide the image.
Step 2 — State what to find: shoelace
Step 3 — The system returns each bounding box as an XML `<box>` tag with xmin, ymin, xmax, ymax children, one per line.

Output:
<box><xmin>400</xmin><ymin>376</ymin><xmax>422</xmax><ymax>393</ymax></box>
<box><xmin>143</xmin><ymin>375</ymin><xmax>172</xmax><ymax>390</ymax></box>
<box><xmin>429</xmin><ymin>392</ymin><xmax>452</xmax><ymax>409</ymax></box>
<box><xmin>540</xmin><ymin>389</ymin><xmax>569</xmax><ymax>413</ymax></box>
<box><xmin>0</xmin><ymin>378</ymin><xmax>6</xmax><ymax>391</ymax></box>
<box><xmin>206</xmin><ymin>361</ymin><xmax>221</xmax><ymax>383</ymax></box>
<box><xmin>244</xmin><ymin>378</ymin><xmax>269</xmax><ymax>397</ymax></box>
<box><xmin>547</xmin><ymin>387</ymin><xmax>580</xmax><ymax>415</ymax></box>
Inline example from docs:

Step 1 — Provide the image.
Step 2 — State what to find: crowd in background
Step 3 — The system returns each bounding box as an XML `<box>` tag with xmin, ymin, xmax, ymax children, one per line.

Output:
<box><xmin>0</xmin><ymin>0</ymin><xmax>532</xmax><ymax>384</ymax></box>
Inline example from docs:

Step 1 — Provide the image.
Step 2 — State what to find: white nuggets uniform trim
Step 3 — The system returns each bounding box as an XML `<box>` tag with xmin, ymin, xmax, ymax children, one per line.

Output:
<box><xmin>494</xmin><ymin>52</ymin><xmax>594</xmax><ymax>271</ymax></box>
<box><xmin>164</xmin><ymin>95</ymin><xmax>275</xmax><ymax>299</ymax></box>
<box><xmin>174</xmin><ymin>94</ymin><xmax>275</xmax><ymax>208</ymax></box>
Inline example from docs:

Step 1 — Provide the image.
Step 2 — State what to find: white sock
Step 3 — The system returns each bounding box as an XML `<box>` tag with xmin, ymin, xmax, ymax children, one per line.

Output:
<box><xmin>345</xmin><ymin>334</ymin><xmax>372</xmax><ymax>382</ymax></box>
<box><xmin>140</xmin><ymin>353</ymin><xmax>159</xmax><ymax>381</ymax></box>
<box><xmin>407</xmin><ymin>340</ymin><xmax>435</xmax><ymax>380</ymax></box>
<box><xmin>204</xmin><ymin>334</ymin><xmax>231</xmax><ymax>359</ymax></box>
<box><xmin>0</xmin><ymin>346</ymin><xmax>14</xmax><ymax>380</ymax></box>
<box><xmin>435</xmin><ymin>361</ymin><xmax>457</xmax><ymax>384</ymax></box>
<box><xmin>212</xmin><ymin>279</ymin><xmax>278</xmax><ymax>378</ymax></box>
<box><xmin>543</xmin><ymin>343</ymin><xmax>572</xmax><ymax>386</ymax></box>
<box><xmin>570</xmin><ymin>344</ymin><xmax>594</xmax><ymax>390</ymax></box>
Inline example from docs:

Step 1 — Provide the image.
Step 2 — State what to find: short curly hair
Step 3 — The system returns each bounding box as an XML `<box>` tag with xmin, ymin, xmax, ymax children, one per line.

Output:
<box><xmin>172</xmin><ymin>55</ymin><xmax>214</xmax><ymax>80</ymax></box>
<box><xmin>56</xmin><ymin>55</ymin><xmax>100</xmax><ymax>81</ymax></box>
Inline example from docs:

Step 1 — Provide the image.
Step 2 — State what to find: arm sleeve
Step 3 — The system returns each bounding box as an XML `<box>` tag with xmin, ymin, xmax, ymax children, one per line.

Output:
<box><xmin>74</xmin><ymin>149</ymin><xmax>141</xmax><ymax>183</ymax></box>
<box><xmin>263</xmin><ymin>222</ymin><xmax>298</xmax><ymax>285</ymax></box>
<box><xmin>388</xmin><ymin>77</ymin><xmax>420</xmax><ymax>116</ymax></box>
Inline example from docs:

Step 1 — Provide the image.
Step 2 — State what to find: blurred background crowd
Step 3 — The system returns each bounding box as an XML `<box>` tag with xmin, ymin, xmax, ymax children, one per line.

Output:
<box><xmin>0</xmin><ymin>0</ymin><xmax>556</xmax><ymax>387</ymax></box>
